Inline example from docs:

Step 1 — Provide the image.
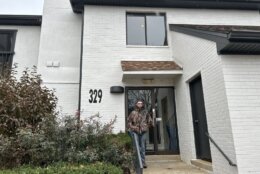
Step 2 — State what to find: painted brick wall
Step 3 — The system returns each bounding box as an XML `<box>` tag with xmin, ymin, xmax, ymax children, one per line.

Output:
<box><xmin>0</xmin><ymin>25</ymin><xmax>40</xmax><ymax>77</ymax></box>
<box><xmin>81</xmin><ymin>6</ymin><xmax>174</xmax><ymax>132</ymax></box>
<box><xmin>81</xmin><ymin>5</ymin><xmax>259</xmax><ymax>165</ymax></box>
<box><xmin>82</xmin><ymin>6</ymin><xmax>259</xmax><ymax>130</ymax></box>
<box><xmin>222</xmin><ymin>56</ymin><xmax>260</xmax><ymax>174</ymax></box>
<box><xmin>44</xmin><ymin>83</ymin><xmax>79</xmax><ymax>115</ymax></box>
<box><xmin>39</xmin><ymin>0</ymin><xmax>82</xmax><ymax>115</ymax></box>
<box><xmin>171</xmin><ymin>32</ymin><xmax>238</xmax><ymax>174</ymax></box>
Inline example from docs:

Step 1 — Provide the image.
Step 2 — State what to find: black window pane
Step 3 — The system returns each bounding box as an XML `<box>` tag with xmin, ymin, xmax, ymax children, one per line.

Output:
<box><xmin>0</xmin><ymin>33</ymin><xmax>11</xmax><ymax>51</ymax></box>
<box><xmin>127</xmin><ymin>15</ymin><xmax>146</xmax><ymax>45</ymax></box>
<box><xmin>146</xmin><ymin>16</ymin><xmax>167</xmax><ymax>46</ymax></box>
<box><xmin>0</xmin><ymin>31</ymin><xmax>15</xmax><ymax>76</ymax></box>
<box><xmin>0</xmin><ymin>56</ymin><xmax>4</xmax><ymax>74</ymax></box>
<box><xmin>0</xmin><ymin>54</ymin><xmax>12</xmax><ymax>75</ymax></box>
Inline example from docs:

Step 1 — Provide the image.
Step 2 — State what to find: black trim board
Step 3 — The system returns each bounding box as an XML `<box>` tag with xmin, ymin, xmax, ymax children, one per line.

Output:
<box><xmin>70</xmin><ymin>0</ymin><xmax>260</xmax><ymax>13</ymax></box>
<box><xmin>170</xmin><ymin>24</ymin><xmax>260</xmax><ymax>55</ymax></box>
<box><xmin>0</xmin><ymin>15</ymin><xmax>42</xmax><ymax>26</ymax></box>
<box><xmin>78</xmin><ymin>9</ymin><xmax>84</xmax><ymax>121</ymax></box>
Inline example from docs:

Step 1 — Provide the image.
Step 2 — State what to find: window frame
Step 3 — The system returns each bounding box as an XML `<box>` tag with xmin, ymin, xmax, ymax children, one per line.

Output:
<box><xmin>0</xmin><ymin>29</ymin><xmax>17</xmax><ymax>75</ymax></box>
<box><xmin>126</xmin><ymin>12</ymin><xmax>168</xmax><ymax>46</ymax></box>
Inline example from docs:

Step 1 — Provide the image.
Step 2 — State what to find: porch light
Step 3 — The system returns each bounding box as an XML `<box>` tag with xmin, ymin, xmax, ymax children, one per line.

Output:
<box><xmin>110</xmin><ymin>86</ymin><xmax>124</xmax><ymax>93</ymax></box>
<box><xmin>142</xmin><ymin>78</ymin><xmax>154</xmax><ymax>84</ymax></box>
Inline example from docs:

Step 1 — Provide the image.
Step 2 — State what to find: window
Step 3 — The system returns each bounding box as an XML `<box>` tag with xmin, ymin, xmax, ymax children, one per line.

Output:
<box><xmin>126</xmin><ymin>13</ymin><xmax>167</xmax><ymax>46</ymax></box>
<box><xmin>0</xmin><ymin>30</ymin><xmax>16</xmax><ymax>75</ymax></box>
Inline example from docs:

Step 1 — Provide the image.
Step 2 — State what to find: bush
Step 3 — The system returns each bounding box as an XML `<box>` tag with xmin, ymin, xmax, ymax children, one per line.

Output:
<box><xmin>0</xmin><ymin>66</ymin><xmax>58</xmax><ymax>168</ymax></box>
<box><xmin>0</xmin><ymin>65</ymin><xmax>57</xmax><ymax>136</ymax></box>
<box><xmin>0</xmin><ymin>66</ymin><xmax>133</xmax><ymax>171</ymax></box>
<box><xmin>0</xmin><ymin>162</ymin><xmax>123</xmax><ymax>174</ymax></box>
<box><xmin>100</xmin><ymin>133</ymin><xmax>133</xmax><ymax>168</ymax></box>
<box><xmin>0</xmin><ymin>114</ymin><xmax>133</xmax><ymax>170</ymax></box>
<box><xmin>56</xmin><ymin>115</ymin><xmax>133</xmax><ymax>169</ymax></box>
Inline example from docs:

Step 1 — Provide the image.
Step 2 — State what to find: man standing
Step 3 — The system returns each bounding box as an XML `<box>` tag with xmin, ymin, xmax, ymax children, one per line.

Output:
<box><xmin>127</xmin><ymin>99</ymin><xmax>153</xmax><ymax>168</ymax></box>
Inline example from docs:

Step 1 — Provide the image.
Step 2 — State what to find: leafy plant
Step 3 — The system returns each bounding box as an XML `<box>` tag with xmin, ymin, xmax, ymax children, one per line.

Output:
<box><xmin>0</xmin><ymin>66</ymin><xmax>133</xmax><ymax>172</ymax></box>
<box><xmin>0</xmin><ymin>66</ymin><xmax>58</xmax><ymax>167</ymax></box>
<box><xmin>0</xmin><ymin>162</ymin><xmax>123</xmax><ymax>174</ymax></box>
<box><xmin>56</xmin><ymin>114</ymin><xmax>133</xmax><ymax>169</ymax></box>
<box><xmin>0</xmin><ymin>65</ymin><xmax>58</xmax><ymax>136</ymax></box>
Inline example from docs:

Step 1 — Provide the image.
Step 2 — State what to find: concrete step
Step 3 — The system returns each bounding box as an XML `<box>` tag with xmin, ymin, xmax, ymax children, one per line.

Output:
<box><xmin>146</xmin><ymin>155</ymin><xmax>181</xmax><ymax>163</ymax></box>
<box><xmin>191</xmin><ymin>159</ymin><xmax>213</xmax><ymax>172</ymax></box>
<box><xmin>144</xmin><ymin>156</ymin><xmax>209</xmax><ymax>174</ymax></box>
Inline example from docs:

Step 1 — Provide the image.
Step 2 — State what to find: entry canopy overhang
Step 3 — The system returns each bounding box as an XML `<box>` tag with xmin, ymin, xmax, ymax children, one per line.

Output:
<box><xmin>70</xmin><ymin>0</ymin><xmax>260</xmax><ymax>13</ymax></box>
<box><xmin>170</xmin><ymin>24</ymin><xmax>260</xmax><ymax>55</ymax></box>
<box><xmin>121</xmin><ymin>61</ymin><xmax>183</xmax><ymax>81</ymax></box>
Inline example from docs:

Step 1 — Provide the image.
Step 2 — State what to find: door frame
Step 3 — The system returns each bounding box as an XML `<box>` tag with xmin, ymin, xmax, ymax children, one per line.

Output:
<box><xmin>125</xmin><ymin>86</ymin><xmax>180</xmax><ymax>155</ymax></box>
<box><xmin>189</xmin><ymin>75</ymin><xmax>212</xmax><ymax>161</ymax></box>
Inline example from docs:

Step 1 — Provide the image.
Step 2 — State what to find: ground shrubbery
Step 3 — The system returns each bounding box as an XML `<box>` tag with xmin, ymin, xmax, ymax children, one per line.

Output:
<box><xmin>0</xmin><ymin>66</ymin><xmax>133</xmax><ymax>173</ymax></box>
<box><xmin>0</xmin><ymin>162</ymin><xmax>123</xmax><ymax>174</ymax></box>
<box><xmin>0</xmin><ymin>66</ymin><xmax>57</xmax><ymax>137</ymax></box>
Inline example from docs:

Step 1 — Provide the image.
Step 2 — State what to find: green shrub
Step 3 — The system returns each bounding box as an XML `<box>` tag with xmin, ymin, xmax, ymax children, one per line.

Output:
<box><xmin>0</xmin><ymin>66</ymin><xmax>133</xmax><ymax>171</ymax></box>
<box><xmin>0</xmin><ymin>113</ymin><xmax>133</xmax><ymax>170</ymax></box>
<box><xmin>56</xmin><ymin>115</ymin><xmax>133</xmax><ymax>169</ymax></box>
<box><xmin>107</xmin><ymin>132</ymin><xmax>132</xmax><ymax>151</ymax></box>
<box><xmin>0</xmin><ymin>162</ymin><xmax>123</xmax><ymax>174</ymax></box>
<box><xmin>0</xmin><ymin>65</ymin><xmax>58</xmax><ymax>137</ymax></box>
<box><xmin>99</xmin><ymin>132</ymin><xmax>133</xmax><ymax>168</ymax></box>
<box><xmin>0</xmin><ymin>66</ymin><xmax>58</xmax><ymax>168</ymax></box>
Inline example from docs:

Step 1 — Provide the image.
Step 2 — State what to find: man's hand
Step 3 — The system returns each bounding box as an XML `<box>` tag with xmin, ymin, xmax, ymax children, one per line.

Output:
<box><xmin>133</xmin><ymin>126</ymin><xmax>140</xmax><ymax>133</ymax></box>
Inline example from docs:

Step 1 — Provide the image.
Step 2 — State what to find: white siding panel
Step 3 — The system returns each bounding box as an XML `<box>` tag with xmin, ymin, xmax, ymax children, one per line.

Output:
<box><xmin>222</xmin><ymin>56</ymin><xmax>260</xmax><ymax>174</ymax></box>
<box><xmin>172</xmin><ymin>32</ymin><xmax>237</xmax><ymax>174</ymax></box>
<box><xmin>38</xmin><ymin>0</ymin><xmax>82</xmax><ymax>115</ymax></box>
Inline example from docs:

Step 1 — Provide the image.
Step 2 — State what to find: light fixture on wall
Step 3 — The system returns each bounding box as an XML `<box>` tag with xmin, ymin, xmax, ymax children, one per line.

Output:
<box><xmin>110</xmin><ymin>86</ymin><xmax>124</xmax><ymax>93</ymax></box>
<box><xmin>142</xmin><ymin>78</ymin><xmax>154</xmax><ymax>84</ymax></box>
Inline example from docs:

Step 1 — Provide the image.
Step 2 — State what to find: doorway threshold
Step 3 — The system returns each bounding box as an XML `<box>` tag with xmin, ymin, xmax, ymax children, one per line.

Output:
<box><xmin>191</xmin><ymin>159</ymin><xmax>213</xmax><ymax>173</ymax></box>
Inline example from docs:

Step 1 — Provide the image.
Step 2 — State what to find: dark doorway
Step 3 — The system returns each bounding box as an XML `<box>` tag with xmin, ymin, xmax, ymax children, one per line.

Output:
<box><xmin>126</xmin><ymin>87</ymin><xmax>179</xmax><ymax>154</ymax></box>
<box><xmin>189</xmin><ymin>76</ymin><xmax>212</xmax><ymax>161</ymax></box>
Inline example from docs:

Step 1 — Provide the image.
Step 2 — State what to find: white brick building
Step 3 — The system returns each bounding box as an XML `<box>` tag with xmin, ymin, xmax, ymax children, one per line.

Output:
<box><xmin>1</xmin><ymin>0</ymin><xmax>260</xmax><ymax>173</ymax></box>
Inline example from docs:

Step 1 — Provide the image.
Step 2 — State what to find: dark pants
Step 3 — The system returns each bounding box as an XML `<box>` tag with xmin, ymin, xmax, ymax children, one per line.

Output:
<box><xmin>128</xmin><ymin>131</ymin><xmax>146</xmax><ymax>165</ymax></box>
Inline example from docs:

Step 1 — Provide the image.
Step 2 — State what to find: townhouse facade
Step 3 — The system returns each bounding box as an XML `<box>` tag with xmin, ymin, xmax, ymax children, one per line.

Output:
<box><xmin>1</xmin><ymin>0</ymin><xmax>260</xmax><ymax>173</ymax></box>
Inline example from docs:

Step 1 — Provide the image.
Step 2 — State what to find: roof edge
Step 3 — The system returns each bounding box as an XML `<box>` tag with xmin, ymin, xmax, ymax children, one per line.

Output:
<box><xmin>71</xmin><ymin>0</ymin><xmax>260</xmax><ymax>13</ymax></box>
<box><xmin>170</xmin><ymin>24</ymin><xmax>260</xmax><ymax>55</ymax></box>
<box><xmin>170</xmin><ymin>25</ymin><xmax>228</xmax><ymax>42</ymax></box>
<box><xmin>0</xmin><ymin>15</ymin><xmax>42</xmax><ymax>26</ymax></box>
<box><xmin>170</xmin><ymin>24</ymin><xmax>260</xmax><ymax>42</ymax></box>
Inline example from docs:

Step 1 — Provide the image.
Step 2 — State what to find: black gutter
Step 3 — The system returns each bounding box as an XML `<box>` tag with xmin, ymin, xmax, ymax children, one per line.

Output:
<box><xmin>0</xmin><ymin>15</ymin><xmax>42</xmax><ymax>26</ymax></box>
<box><xmin>170</xmin><ymin>24</ymin><xmax>260</xmax><ymax>55</ymax></box>
<box><xmin>170</xmin><ymin>25</ymin><xmax>228</xmax><ymax>42</ymax></box>
<box><xmin>71</xmin><ymin>0</ymin><xmax>260</xmax><ymax>13</ymax></box>
<box><xmin>228</xmin><ymin>31</ymin><xmax>260</xmax><ymax>42</ymax></box>
<box><xmin>78</xmin><ymin>9</ymin><xmax>84</xmax><ymax>124</ymax></box>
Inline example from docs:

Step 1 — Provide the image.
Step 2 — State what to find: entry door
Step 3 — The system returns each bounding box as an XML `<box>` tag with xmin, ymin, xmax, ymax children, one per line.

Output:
<box><xmin>189</xmin><ymin>76</ymin><xmax>212</xmax><ymax>161</ymax></box>
<box><xmin>126</xmin><ymin>87</ymin><xmax>179</xmax><ymax>154</ymax></box>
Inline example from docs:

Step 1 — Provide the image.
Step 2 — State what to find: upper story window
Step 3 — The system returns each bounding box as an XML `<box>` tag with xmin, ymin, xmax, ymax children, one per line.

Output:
<box><xmin>0</xmin><ymin>30</ymin><xmax>16</xmax><ymax>75</ymax></box>
<box><xmin>126</xmin><ymin>13</ymin><xmax>167</xmax><ymax>46</ymax></box>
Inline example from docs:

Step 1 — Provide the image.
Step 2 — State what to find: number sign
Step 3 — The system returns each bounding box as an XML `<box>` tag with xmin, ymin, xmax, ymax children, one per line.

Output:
<box><xmin>89</xmin><ymin>89</ymin><xmax>103</xmax><ymax>103</ymax></box>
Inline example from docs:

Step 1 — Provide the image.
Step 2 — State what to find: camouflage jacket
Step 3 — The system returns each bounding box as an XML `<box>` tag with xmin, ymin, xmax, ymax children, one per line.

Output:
<box><xmin>127</xmin><ymin>109</ymin><xmax>153</xmax><ymax>134</ymax></box>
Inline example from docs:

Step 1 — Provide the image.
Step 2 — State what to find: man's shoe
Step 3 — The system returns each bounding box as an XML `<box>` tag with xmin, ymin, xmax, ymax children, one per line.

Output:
<box><xmin>143</xmin><ymin>162</ymin><xmax>147</xmax><ymax>168</ymax></box>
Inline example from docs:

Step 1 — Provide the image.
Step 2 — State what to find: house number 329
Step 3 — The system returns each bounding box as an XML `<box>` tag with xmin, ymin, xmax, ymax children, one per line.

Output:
<box><xmin>89</xmin><ymin>89</ymin><xmax>103</xmax><ymax>103</ymax></box>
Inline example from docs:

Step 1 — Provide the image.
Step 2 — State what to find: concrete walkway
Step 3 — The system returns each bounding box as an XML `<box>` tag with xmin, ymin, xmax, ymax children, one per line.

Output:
<box><xmin>144</xmin><ymin>155</ymin><xmax>209</xmax><ymax>174</ymax></box>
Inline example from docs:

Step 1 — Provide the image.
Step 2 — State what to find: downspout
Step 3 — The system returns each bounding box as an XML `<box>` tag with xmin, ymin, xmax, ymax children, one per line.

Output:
<box><xmin>77</xmin><ymin>7</ymin><xmax>84</xmax><ymax>125</ymax></box>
